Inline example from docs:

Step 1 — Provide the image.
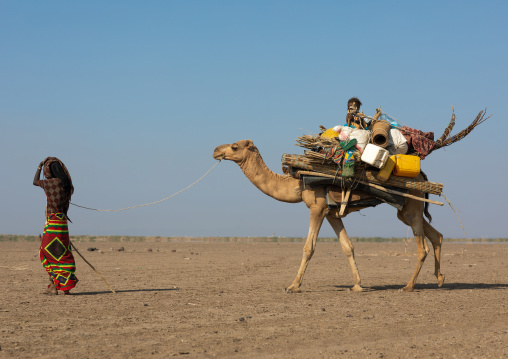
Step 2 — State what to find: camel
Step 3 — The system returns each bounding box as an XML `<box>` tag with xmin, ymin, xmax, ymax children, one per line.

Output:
<box><xmin>213</xmin><ymin>139</ymin><xmax>444</xmax><ymax>292</ymax></box>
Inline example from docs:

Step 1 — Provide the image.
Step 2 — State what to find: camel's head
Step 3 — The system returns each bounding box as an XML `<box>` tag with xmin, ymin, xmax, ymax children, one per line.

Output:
<box><xmin>213</xmin><ymin>140</ymin><xmax>256</xmax><ymax>163</ymax></box>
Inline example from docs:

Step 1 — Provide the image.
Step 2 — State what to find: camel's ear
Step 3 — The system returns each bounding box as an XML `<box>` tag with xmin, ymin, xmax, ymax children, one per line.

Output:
<box><xmin>244</xmin><ymin>139</ymin><xmax>253</xmax><ymax>147</ymax></box>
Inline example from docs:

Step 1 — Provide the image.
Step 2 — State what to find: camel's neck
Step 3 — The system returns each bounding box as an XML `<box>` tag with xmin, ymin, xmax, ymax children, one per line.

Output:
<box><xmin>238</xmin><ymin>150</ymin><xmax>302</xmax><ymax>203</ymax></box>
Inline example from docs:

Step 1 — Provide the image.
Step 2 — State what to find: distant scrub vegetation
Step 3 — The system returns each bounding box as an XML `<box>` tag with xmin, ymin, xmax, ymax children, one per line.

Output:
<box><xmin>1</xmin><ymin>234</ymin><xmax>507</xmax><ymax>243</ymax></box>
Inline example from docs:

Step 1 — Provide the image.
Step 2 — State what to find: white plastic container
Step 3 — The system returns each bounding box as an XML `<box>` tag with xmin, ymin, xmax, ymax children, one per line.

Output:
<box><xmin>361</xmin><ymin>143</ymin><xmax>389</xmax><ymax>168</ymax></box>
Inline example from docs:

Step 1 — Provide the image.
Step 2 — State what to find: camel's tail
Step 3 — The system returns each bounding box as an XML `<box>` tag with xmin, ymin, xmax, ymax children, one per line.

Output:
<box><xmin>421</xmin><ymin>171</ymin><xmax>432</xmax><ymax>223</ymax></box>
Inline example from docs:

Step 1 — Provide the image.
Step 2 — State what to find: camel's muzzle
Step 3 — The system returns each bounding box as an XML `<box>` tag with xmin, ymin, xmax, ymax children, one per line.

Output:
<box><xmin>213</xmin><ymin>144</ymin><xmax>230</xmax><ymax>160</ymax></box>
<box><xmin>212</xmin><ymin>150</ymin><xmax>225</xmax><ymax>160</ymax></box>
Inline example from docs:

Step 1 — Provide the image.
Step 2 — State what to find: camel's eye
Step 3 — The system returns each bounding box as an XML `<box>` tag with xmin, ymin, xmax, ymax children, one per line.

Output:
<box><xmin>231</xmin><ymin>143</ymin><xmax>239</xmax><ymax>150</ymax></box>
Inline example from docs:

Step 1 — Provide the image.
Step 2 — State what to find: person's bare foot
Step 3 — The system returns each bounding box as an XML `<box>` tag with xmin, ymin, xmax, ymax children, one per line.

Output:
<box><xmin>42</xmin><ymin>281</ymin><xmax>57</xmax><ymax>295</ymax></box>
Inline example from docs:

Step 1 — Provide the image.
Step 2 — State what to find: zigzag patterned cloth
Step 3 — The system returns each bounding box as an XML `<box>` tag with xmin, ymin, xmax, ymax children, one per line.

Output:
<box><xmin>322</xmin><ymin>146</ymin><xmax>345</xmax><ymax>165</ymax></box>
<box><xmin>321</xmin><ymin>141</ymin><xmax>356</xmax><ymax>166</ymax></box>
<box><xmin>39</xmin><ymin>213</ymin><xmax>78</xmax><ymax>291</ymax></box>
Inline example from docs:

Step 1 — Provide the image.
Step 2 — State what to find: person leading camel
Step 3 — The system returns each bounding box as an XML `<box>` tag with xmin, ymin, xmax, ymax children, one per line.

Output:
<box><xmin>33</xmin><ymin>157</ymin><xmax>78</xmax><ymax>295</ymax></box>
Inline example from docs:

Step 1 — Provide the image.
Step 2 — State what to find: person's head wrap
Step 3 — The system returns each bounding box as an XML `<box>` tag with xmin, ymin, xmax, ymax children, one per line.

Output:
<box><xmin>42</xmin><ymin>157</ymin><xmax>74</xmax><ymax>194</ymax></box>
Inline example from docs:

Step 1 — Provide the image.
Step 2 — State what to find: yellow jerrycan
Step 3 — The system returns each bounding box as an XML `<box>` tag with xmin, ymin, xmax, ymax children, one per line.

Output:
<box><xmin>393</xmin><ymin>154</ymin><xmax>420</xmax><ymax>177</ymax></box>
<box><xmin>377</xmin><ymin>155</ymin><xmax>396</xmax><ymax>182</ymax></box>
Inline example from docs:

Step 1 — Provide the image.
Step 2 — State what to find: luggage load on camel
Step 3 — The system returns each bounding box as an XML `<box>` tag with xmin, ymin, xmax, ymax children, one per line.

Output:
<box><xmin>281</xmin><ymin>98</ymin><xmax>490</xmax><ymax>213</ymax></box>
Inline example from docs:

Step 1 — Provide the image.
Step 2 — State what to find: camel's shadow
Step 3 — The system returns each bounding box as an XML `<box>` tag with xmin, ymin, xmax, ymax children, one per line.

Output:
<box><xmin>330</xmin><ymin>282</ymin><xmax>508</xmax><ymax>291</ymax></box>
<box><xmin>72</xmin><ymin>287</ymin><xmax>179</xmax><ymax>296</ymax></box>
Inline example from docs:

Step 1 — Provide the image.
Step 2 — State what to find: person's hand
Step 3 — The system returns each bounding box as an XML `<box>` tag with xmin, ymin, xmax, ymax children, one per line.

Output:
<box><xmin>39</xmin><ymin>160</ymin><xmax>45</xmax><ymax>169</ymax></box>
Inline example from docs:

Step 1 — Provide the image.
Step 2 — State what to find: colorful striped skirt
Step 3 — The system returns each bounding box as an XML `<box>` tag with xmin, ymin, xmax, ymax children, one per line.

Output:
<box><xmin>39</xmin><ymin>213</ymin><xmax>78</xmax><ymax>292</ymax></box>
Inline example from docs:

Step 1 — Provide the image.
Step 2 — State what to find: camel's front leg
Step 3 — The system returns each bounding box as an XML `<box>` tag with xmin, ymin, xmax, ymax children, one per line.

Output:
<box><xmin>326</xmin><ymin>215</ymin><xmax>363</xmax><ymax>291</ymax></box>
<box><xmin>286</xmin><ymin>204</ymin><xmax>327</xmax><ymax>293</ymax></box>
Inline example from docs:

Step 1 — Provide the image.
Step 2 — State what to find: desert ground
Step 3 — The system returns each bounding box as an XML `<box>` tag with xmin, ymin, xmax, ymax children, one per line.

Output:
<box><xmin>0</xmin><ymin>239</ymin><xmax>506</xmax><ymax>358</ymax></box>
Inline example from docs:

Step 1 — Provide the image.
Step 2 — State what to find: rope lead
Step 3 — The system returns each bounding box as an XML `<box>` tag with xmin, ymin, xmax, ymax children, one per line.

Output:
<box><xmin>70</xmin><ymin>161</ymin><xmax>221</xmax><ymax>212</ymax></box>
<box><xmin>441</xmin><ymin>191</ymin><xmax>467</xmax><ymax>240</ymax></box>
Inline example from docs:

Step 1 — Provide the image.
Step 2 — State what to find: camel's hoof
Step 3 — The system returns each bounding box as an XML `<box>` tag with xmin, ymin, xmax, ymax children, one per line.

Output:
<box><xmin>350</xmin><ymin>285</ymin><xmax>363</xmax><ymax>292</ymax></box>
<box><xmin>437</xmin><ymin>274</ymin><xmax>445</xmax><ymax>287</ymax></box>
<box><xmin>399</xmin><ymin>286</ymin><xmax>414</xmax><ymax>292</ymax></box>
<box><xmin>285</xmin><ymin>286</ymin><xmax>301</xmax><ymax>294</ymax></box>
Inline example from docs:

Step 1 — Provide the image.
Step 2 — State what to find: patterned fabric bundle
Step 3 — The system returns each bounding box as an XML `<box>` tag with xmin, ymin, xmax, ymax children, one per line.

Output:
<box><xmin>40</xmin><ymin>213</ymin><xmax>78</xmax><ymax>291</ymax></box>
<box><xmin>399</xmin><ymin>127</ymin><xmax>435</xmax><ymax>160</ymax></box>
<box><xmin>322</xmin><ymin>139</ymin><xmax>358</xmax><ymax>165</ymax></box>
<box><xmin>322</xmin><ymin>146</ymin><xmax>345</xmax><ymax>165</ymax></box>
<box><xmin>321</xmin><ymin>144</ymin><xmax>357</xmax><ymax>177</ymax></box>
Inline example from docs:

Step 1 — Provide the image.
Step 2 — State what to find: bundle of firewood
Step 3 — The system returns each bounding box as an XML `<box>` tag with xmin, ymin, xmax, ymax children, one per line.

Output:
<box><xmin>295</xmin><ymin>132</ymin><xmax>363</xmax><ymax>165</ymax></box>
<box><xmin>281</xmin><ymin>153</ymin><xmax>443</xmax><ymax>196</ymax></box>
<box><xmin>295</xmin><ymin>133</ymin><xmax>338</xmax><ymax>151</ymax></box>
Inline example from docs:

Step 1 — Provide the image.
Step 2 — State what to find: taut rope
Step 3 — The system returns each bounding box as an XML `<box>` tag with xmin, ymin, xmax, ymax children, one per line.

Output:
<box><xmin>70</xmin><ymin>161</ymin><xmax>221</xmax><ymax>212</ymax></box>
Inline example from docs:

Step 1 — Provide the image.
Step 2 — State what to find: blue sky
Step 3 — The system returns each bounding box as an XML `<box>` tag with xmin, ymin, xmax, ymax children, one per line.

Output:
<box><xmin>1</xmin><ymin>1</ymin><xmax>507</xmax><ymax>239</ymax></box>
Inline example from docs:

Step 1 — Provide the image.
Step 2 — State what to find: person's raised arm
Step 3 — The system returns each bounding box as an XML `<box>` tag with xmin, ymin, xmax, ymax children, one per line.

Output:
<box><xmin>33</xmin><ymin>161</ymin><xmax>44</xmax><ymax>186</ymax></box>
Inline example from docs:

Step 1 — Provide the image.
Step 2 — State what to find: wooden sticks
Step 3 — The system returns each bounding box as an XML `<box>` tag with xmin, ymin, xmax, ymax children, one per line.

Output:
<box><xmin>295</xmin><ymin>170</ymin><xmax>443</xmax><ymax>206</ymax></box>
<box><xmin>70</xmin><ymin>241</ymin><xmax>116</xmax><ymax>294</ymax></box>
<box><xmin>282</xmin><ymin>153</ymin><xmax>443</xmax><ymax>196</ymax></box>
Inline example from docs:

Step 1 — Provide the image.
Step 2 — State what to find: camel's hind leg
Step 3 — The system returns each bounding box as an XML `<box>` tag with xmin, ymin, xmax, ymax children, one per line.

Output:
<box><xmin>326</xmin><ymin>215</ymin><xmax>362</xmax><ymax>292</ymax></box>
<box><xmin>286</xmin><ymin>204</ymin><xmax>327</xmax><ymax>293</ymax></box>
<box><xmin>397</xmin><ymin>210</ymin><xmax>427</xmax><ymax>292</ymax></box>
<box><xmin>424</xmin><ymin>220</ymin><xmax>445</xmax><ymax>287</ymax></box>
<box><xmin>399</xmin><ymin>210</ymin><xmax>445</xmax><ymax>288</ymax></box>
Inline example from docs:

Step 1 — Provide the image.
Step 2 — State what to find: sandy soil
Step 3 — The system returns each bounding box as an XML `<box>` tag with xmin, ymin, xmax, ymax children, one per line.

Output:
<box><xmin>0</xmin><ymin>240</ymin><xmax>507</xmax><ymax>358</ymax></box>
